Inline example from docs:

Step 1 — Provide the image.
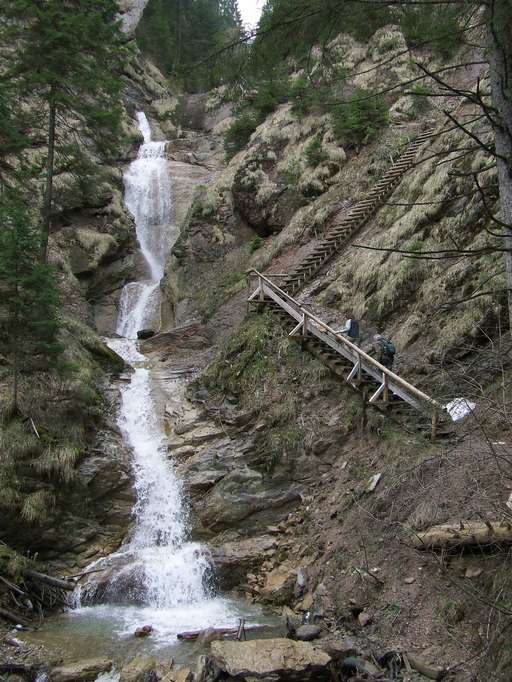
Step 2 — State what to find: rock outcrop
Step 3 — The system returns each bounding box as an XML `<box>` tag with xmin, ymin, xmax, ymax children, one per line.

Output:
<box><xmin>119</xmin><ymin>0</ymin><xmax>150</xmax><ymax>34</ymax></box>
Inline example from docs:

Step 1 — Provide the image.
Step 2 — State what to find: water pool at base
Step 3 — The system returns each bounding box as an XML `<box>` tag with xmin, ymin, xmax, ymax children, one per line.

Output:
<box><xmin>21</xmin><ymin>598</ymin><xmax>283</xmax><ymax>669</ymax></box>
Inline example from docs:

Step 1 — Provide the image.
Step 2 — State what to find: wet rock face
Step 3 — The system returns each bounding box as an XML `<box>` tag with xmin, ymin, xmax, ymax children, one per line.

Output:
<box><xmin>209</xmin><ymin>536</ymin><xmax>278</xmax><ymax>591</ymax></box>
<box><xmin>36</xmin><ymin>402</ymin><xmax>135</xmax><ymax>572</ymax></box>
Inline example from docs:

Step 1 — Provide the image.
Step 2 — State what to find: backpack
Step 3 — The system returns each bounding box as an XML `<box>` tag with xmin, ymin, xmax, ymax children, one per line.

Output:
<box><xmin>379</xmin><ymin>337</ymin><xmax>396</xmax><ymax>357</ymax></box>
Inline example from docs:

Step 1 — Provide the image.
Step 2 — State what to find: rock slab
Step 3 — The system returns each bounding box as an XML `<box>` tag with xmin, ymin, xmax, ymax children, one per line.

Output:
<box><xmin>120</xmin><ymin>654</ymin><xmax>157</xmax><ymax>682</ymax></box>
<box><xmin>50</xmin><ymin>659</ymin><xmax>113</xmax><ymax>682</ymax></box>
<box><xmin>209</xmin><ymin>638</ymin><xmax>332</xmax><ymax>680</ymax></box>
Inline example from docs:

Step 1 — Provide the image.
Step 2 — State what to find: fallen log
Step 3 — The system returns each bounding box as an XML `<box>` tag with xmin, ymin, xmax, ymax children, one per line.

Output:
<box><xmin>24</xmin><ymin>569</ymin><xmax>75</xmax><ymax>591</ymax></box>
<box><xmin>177</xmin><ymin>625</ymin><xmax>263</xmax><ymax>641</ymax></box>
<box><xmin>0</xmin><ymin>607</ymin><xmax>29</xmax><ymax>626</ymax></box>
<box><xmin>411</xmin><ymin>520</ymin><xmax>512</xmax><ymax>550</ymax></box>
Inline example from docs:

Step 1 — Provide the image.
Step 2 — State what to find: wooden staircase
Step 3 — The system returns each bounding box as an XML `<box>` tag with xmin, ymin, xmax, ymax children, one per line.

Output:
<box><xmin>282</xmin><ymin>129</ymin><xmax>435</xmax><ymax>295</ymax></box>
<box><xmin>248</xmin><ymin>271</ymin><xmax>445</xmax><ymax>438</ymax></box>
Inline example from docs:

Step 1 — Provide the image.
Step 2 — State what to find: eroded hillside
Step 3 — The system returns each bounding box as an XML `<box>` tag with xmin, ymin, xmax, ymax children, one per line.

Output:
<box><xmin>153</xmin><ymin>23</ymin><xmax>512</xmax><ymax>681</ymax></box>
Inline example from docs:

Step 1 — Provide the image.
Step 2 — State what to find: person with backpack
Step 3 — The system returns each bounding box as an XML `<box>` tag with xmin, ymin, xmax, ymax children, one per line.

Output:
<box><xmin>336</xmin><ymin>314</ymin><xmax>360</xmax><ymax>344</ymax></box>
<box><xmin>373</xmin><ymin>334</ymin><xmax>396</xmax><ymax>370</ymax></box>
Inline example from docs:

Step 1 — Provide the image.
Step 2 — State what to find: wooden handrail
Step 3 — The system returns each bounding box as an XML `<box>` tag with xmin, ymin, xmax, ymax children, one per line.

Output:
<box><xmin>249</xmin><ymin>269</ymin><xmax>443</xmax><ymax>413</ymax></box>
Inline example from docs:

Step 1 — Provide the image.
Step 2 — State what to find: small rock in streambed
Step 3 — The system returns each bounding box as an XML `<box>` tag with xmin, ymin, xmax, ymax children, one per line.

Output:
<box><xmin>294</xmin><ymin>624</ymin><xmax>322</xmax><ymax>641</ymax></box>
<box><xmin>134</xmin><ymin>625</ymin><xmax>153</xmax><ymax>637</ymax></box>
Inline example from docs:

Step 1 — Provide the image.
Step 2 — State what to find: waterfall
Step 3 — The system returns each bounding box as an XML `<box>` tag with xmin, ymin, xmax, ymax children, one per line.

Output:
<box><xmin>77</xmin><ymin>112</ymin><xmax>213</xmax><ymax>620</ymax></box>
<box><xmin>22</xmin><ymin>112</ymin><xmax>266</xmax><ymax>660</ymax></box>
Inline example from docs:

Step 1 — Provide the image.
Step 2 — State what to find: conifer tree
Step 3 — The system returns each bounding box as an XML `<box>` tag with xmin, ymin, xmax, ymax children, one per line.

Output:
<box><xmin>0</xmin><ymin>193</ymin><xmax>62</xmax><ymax>413</ymax></box>
<box><xmin>137</xmin><ymin>0</ymin><xmax>243</xmax><ymax>91</ymax></box>
<box><xmin>1</xmin><ymin>0</ymin><xmax>129</xmax><ymax>262</ymax></box>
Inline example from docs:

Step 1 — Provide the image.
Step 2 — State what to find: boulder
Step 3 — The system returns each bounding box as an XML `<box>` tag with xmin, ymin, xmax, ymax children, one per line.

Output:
<box><xmin>294</xmin><ymin>624</ymin><xmax>322</xmax><ymax>642</ymax></box>
<box><xmin>50</xmin><ymin>658</ymin><xmax>113</xmax><ymax>682</ymax></box>
<box><xmin>319</xmin><ymin>637</ymin><xmax>361</xmax><ymax>661</ymax></box>
<box><xmin>120</xmin><ymin>654</ymin><xmax>157</xmax><ymax>682</ymax></box>
<box><xmin>209</xmin><ymin>638</ymin><xmax>332</xmax><ymax>681</ymax></box>
<box><xmin>134</xmin><ymin>625</ymin><xmax>153</xmax><ymax>637</ymax></box>
<box><xmin>137</xmin><ymin>329</ymin><xmax>156</xmax><ymax>340</ymax></box>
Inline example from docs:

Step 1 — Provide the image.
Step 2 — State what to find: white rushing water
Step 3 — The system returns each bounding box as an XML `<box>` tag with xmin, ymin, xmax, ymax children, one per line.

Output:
<box><xmin>72</xmin><ymin>112</ymin><xmax>244</xmax><ymax>644</ymax></box>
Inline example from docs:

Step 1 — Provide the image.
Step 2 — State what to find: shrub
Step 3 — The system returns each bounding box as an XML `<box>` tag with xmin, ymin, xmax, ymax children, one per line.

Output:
<box><xmin>330</xmin><ymin>88</ymin><xmax>389</xmax><ymax>146</ymax></box>
<box><xmin>304</xmin><ymin>133</ymin><xmax>328</xmax><ymax>167</ymax></box>
<box><xmin>249</xmin><ymin>235</ymin><xmax>264</xmax><ymax>252</ymax></box>
<box><xmin>290</xmin><ymin>73</ymin><xmax>343</xmax><ymax>118</ymax></box>
<box><xmin>224</xmin><ymin>111</ymin><xmax>260</xmax><ymax>160</ymax></box>
<box><xmin>251</xmin><ymin>76</ymin><xmax>290</xmax><ymax>118</ymax></box>
<box><xmin>280</xmin><ymin>158</ymin><xmax>303</xmax><ymax>186</ymax></box>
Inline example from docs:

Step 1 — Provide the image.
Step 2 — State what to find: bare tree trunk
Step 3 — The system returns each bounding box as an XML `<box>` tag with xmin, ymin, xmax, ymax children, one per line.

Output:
<box><xmin>41</xmin><ymin>95</ymin><xmax>56</xmax><ymax>264</ymax></box>
<box><xmin>488</xmin><ymin>0</ymin><xmax>512</xmax><ymax>329</ymax></box>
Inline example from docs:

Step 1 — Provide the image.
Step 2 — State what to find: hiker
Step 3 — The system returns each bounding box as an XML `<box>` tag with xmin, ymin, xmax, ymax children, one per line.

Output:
<box><xmin>373</xmin><ymin>334</ymin><xmax>396</xmax><ymax>370</ymax></box>
<box><xmin>337</xmin><ymin>316</ymin><xmax>360</xmax><ymax>344</ymax></box>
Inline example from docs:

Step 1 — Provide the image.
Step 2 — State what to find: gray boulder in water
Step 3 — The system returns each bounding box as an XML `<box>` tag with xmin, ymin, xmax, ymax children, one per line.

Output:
<box><xmin>137</xmin><ymin>328</ymin><xmax>156</xmax><ymax>340</ymax></box>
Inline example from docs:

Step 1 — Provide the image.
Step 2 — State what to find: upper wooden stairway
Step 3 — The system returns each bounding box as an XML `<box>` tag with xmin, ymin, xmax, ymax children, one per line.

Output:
<box><xmin>281</xmin><ymin>128</ymin><xmax>435</xmax><ymax>295</ymax></box>
<box><xmin>248</xmin><ymin>271</ymin><xmax>444</xmax><ymax>437</ymax></box>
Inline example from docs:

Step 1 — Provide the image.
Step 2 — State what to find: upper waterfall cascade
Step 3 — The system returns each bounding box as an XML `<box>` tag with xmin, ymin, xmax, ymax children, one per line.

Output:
<box><xmin>117</xmin><ymin>112</ymin><xmax>175</xmax><ymax>339</ymax></box>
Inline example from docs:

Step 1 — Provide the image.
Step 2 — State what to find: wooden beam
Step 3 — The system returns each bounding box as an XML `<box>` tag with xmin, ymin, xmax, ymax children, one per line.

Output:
<box><xmin>247</xmin><ymin>285</ymin><xmax>262</xmax><ymax>302</ymax></box>
<box><xmin>347</xmin><ymin>361</ymin><xmax>360</xmax><ymax>384</ymax></box>
<box><xmin>369</xmin><ymin>382</ymin><xmax>386</xmax><ymax>404</ymax></box>
<box><xmin>289</xmin><ymin>320</ymin><xmax>304</xmax><ymax>337</ymax></box>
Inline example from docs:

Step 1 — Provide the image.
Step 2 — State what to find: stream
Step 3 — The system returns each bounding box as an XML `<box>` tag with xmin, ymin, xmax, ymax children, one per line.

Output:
<box><xmin>21</xmin><ymin>113</ymin><xmax>278</xmax><ymax>672</ymax></box>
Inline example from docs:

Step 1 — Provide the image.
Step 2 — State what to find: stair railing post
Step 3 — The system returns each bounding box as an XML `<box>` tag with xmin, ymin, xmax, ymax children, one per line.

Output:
<box><xmin>382</xmin><ymin>372</ymin><xmax>389</xmax><ymax>403</ymax></box>
<box><xmin>302</xmin><ymin>312</ymin><xmax>308</xmax><ymax>338</ymax></box>
<box><xmin>431</xmin><ymin>407</ymin><xmax>439</xmax><ymax>441</ymax></box>
<box><xmin>258</xmin><ymin>275</ymin><xmax>264</xmax><ymax>303</ymax></box>
<box><xmin>357</xmin><ymin>353</ymin><xmax>362</xmax><ymax>382</ymax></box>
